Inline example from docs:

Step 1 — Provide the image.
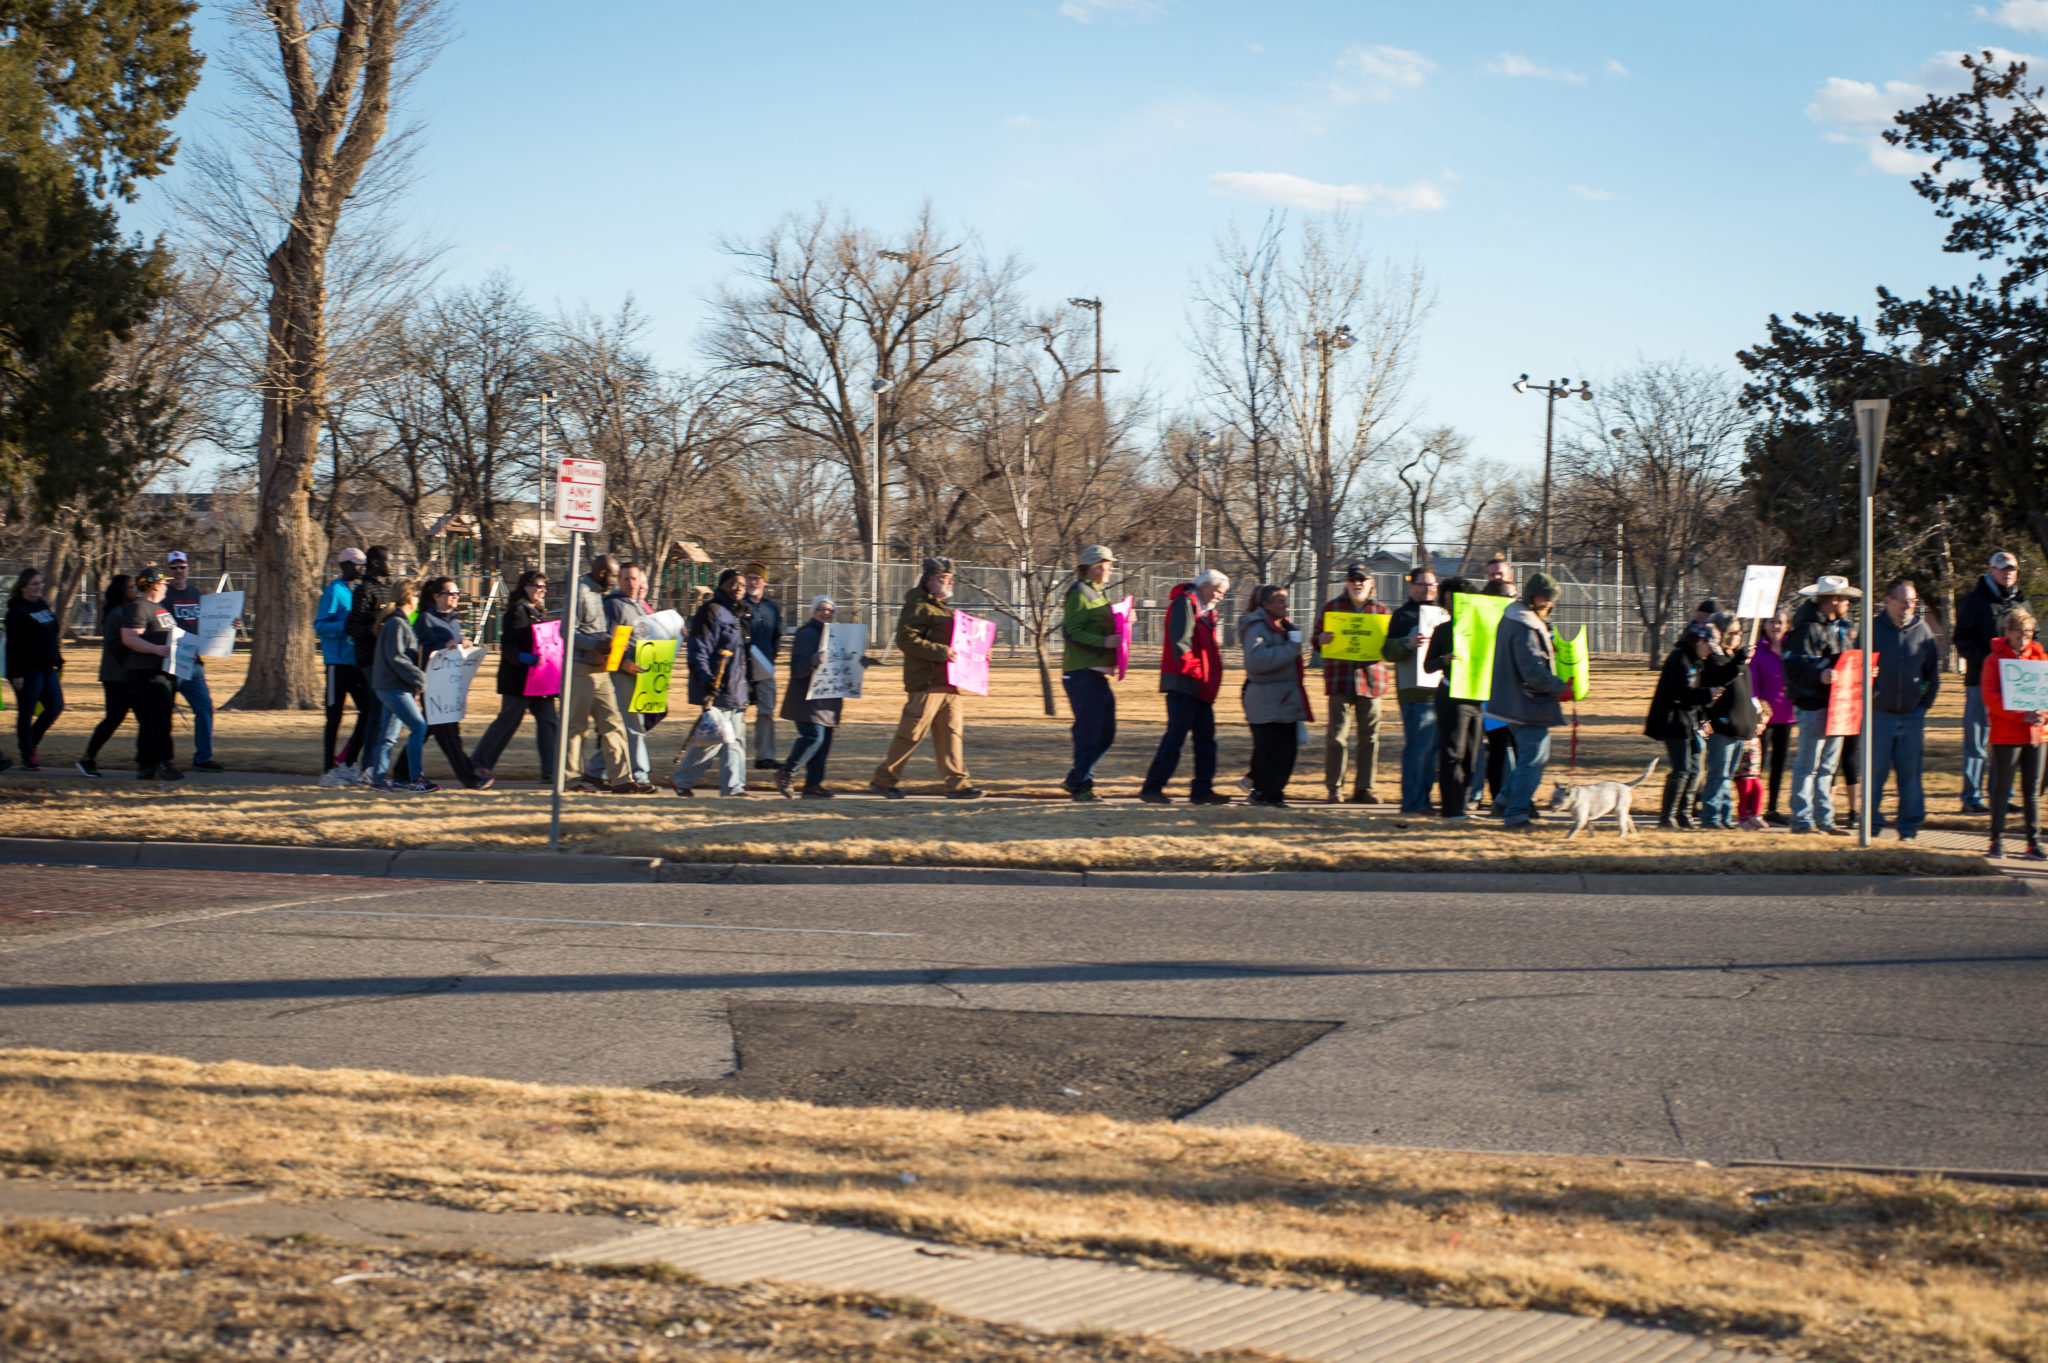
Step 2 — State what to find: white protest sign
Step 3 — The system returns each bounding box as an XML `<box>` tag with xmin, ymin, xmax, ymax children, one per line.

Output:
<box><xmin>2000</xmin><ymin>657</ymin><xmax>2048</xmax><ymax>714</ymax></box>
<box><xmin>638</xmin><ymin>608</ymin><xmax>685</xmax><ymax>641</ymax></box>
<box><xmin>1736</xmin><ymin>565</ymin><xmax>1787</xmax><ymax>620</ymax></box>
<box><xmin>162</xmin><ymin>622</ymin><xmax>199</xmax><ymax>681</ymax></box>
<box><xmin>1414</xmin><ymin>604</ymin><xmax>1449</xmax><ymax>690</ymax></box>
<box><xmin>807</xmin><ymin>622</ymin><xmax>868</xmax><ymax>701</ymax></box>
<box><xmin>423</xmin><ymin>644</ymin><xmax>488</xmax><ymax>725</ymax></box>
<box><xmin>195</xmin><ymin>591</ymin><xmax>243</xmax><ymax>658</ymax></box>
<box><xmin>554</xmin><ymin>457</ymin><xmax>605</xmax><ymax>533</ymax></box>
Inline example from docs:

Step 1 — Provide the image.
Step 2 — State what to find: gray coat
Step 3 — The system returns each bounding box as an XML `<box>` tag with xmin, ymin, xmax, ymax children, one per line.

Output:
<box><xmin>570</xmin><ymin>573</ymin><xmax>612</xmax><ymax>664</ymax></box>
<box><xmin>1240</xmin><ymin>613</ymin><xmax>1308</xmax><ymax>724</ymax></box>
<box><xmin>1487</xmin><ymin>600</ymin><xmax>1568</xmax><ymax>727</ymax></box>
<box><xmin>369</xmin><ymin>612</ymin><xmax>426</xmax><ymax>693</ymax></box>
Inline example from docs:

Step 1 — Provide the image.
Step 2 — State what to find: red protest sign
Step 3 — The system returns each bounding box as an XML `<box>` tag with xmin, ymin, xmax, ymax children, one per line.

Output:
<box><xmin>1825</xmin><ymin>648</ymin><xmax>1865</xmax><ymax>738</ymax></box>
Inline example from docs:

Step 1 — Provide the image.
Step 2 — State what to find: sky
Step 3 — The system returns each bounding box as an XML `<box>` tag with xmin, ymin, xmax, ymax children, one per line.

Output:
<box><xmin>127</xmin><ymin>0</ymin><xmax>2048</xmax><ymax>482</ymax></box>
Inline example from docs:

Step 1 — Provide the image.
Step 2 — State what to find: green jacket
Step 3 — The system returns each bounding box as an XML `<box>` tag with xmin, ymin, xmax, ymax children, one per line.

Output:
<box><xmin>1061</xmin><ymin>580</ymin><xmax>1117</xmax><ymax>673</ymax></box>
<box><xmin>895</xmin><ymin>585</ymin><xmax>957</xmax><ymax>694</ymax></box>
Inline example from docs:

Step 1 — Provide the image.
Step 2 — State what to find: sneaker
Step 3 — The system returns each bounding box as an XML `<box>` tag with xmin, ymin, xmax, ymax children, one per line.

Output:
<box><xmin>402</xmin><ymin>779</ymin><xmax>442</xmax><ymax>793</ymax></box>
<box><xmin>1441</xmin><ymin>812</ymin><xmax>1477</xmax><ymax>821</ymax></box>
<box><xmin>1961</xmin><ymin>801</ymin><xmax>1991</xmax><ymax>815</ymax></box>
<box><xmin>1137</xmin><ymin>789</ymin><xmax>1171</xmax><ymax>805</ymax></box>
<box><xmin>670</xmin><ymin>782</ymin><xmax>695</xmax><ymax>798</ymax></box>
<box><xmin>1986</xmin><ymin>837</ymin><xmax>2005</xmax><ymax>859</ymax></box>
<box><xmin>570</xmin><ymin>776</ymin><xmax>606</xmax><ymax>794</ymax></box>
<box><xmin>1764</xmin><ymin>811</ymin><xmax>1790</xmax><ymax>827</ymax></box>
<box><xmin>1824</xmin><ymin>826</ymin><xmax>1852</xmax><ymax>838</ymax></box>
<box><xmin>1346</xmin><ymin>791</ymin><xmax>1382</xmax><ymax>805</ymax></box>
<box><xmin>870</xmin><ymin>785</ymin><xmax>905</xmax><ymax>800</ymax></box>
<box><xmin>774</xmin><ymin>766</ymin><xmax>796</xmax><ymax>799</ymax></box>
<box><xmin>1897</xmin><ymin>830</ymin><xmax>1918</xmax><ymax>841</ymax></box>
<box><xmin>1071</xmin><ymin>789</ymin><xmax>1100</xmax><ymax>803</ymax></box>
<box><xmin>611</xmin><ymin>781</ymin><xmax>658</xmax><ymax>795</ymax></box>
<box><xmin>474</xmin><ymin>771</ymin><xmax>497</xmax><ymax>791</ymax></box>
<box><xmin>76</xmin><ymin>758</ymin><xmax>101</xmax><ymax>778</ymax></box>
<box><xmin>1190</xmin><ymin>792</ymin><xmax>1233</xmax><ymax>805</ymax></box>
<box><xmin>191</xmin><ymin>759</ymin><xmax>225</xmax><ymax>772</ymax></box>
<box><xmin>22</xmin><ymin>750</ymin><xmax>40</xmax><ymax>771</ymax></box>
<box><xmin>754</xmin><ymin>758</ymin><xmax>782</xmax><ymax>770</ymax></box>
<box><xmin>156</xmin><ymin>765</ymin><xmax>184</xmax><ymax>782</ymax></box>
<box><xmin>720</xmin><ymin>789</ymin><xmax>752</xmax><ymax>799</ymax></box>
<box><xmin>370</xmin><ymin>778</ymin><xmax>396</xmax><ymax>793</ymax></box>
<box><xmin>800</xmin><ymin>785</ymin><xmax>836</xmax><ymax>799</ymax></box>
<box><xmin>2023</xmin><ymin>841</ymin><xmax>2048</xmax><ymax>861</ymax></box>
<box><xmin>1326</xmin><ymin>788</ymin><xmax>1342</xmax><ymax>804</ymax></box>
<box><xmin>137</xmin><ymin>766</ymin><xmax>159</xmax><ymax>780</ymax></box>
<box><xmin>945</xmin><ymin>787</ymin><xmax>986</xmax><ymax>800</ymax></box>
<box><xmin>1789</xmin><ymin>826</ymin><xmax>1814</xmax><ymax>835</ymax></box>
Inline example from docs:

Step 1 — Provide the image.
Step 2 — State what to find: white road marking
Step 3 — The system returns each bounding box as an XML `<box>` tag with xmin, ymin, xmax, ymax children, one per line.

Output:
<box><xmin>261</xmin><ymin>908</ymin><xmax>913</xmax><ymax>938</ymax></box>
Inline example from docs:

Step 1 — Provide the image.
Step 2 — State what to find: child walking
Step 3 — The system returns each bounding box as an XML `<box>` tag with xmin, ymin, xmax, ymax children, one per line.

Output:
<box><xmin>1736</xmin><ymin>699</ymin><xmax>1771</xmax><ymax>830</ymax></box>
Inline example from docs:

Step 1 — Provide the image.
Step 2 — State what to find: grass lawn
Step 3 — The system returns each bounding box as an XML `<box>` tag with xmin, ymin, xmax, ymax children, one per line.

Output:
<box><xmin>0</xmin><ymin>647</ymin><xmax>1992</xmax><ymax>874</ymax></box>
<box><xmin>2</xmin><ymin>1049</ymin><xmax>2042</xmax><ymax>1363</ymax></box>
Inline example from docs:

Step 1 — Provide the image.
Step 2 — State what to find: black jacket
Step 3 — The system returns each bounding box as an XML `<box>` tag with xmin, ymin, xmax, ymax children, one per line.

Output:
<box><xmin>1781</xmin><ymin>599</ymin><xmax>1851</xmax><ymax>711</ymax></box>
<box><xmin>345</xmin><ymin>574</ymin><xmax>395</xmax><ymax>669</ymax></box>
<box><xmin>1954</xmin><ymin>575</ymin><xmax>2027</xmax><ymax>687</ymax></box>
<box><xmin>1703</xmin><ymin>648</ymin><xmax>1759</xmax><ymax>739</ymax></box>
<box><xmin>494</xmin><ymin>598</ymin><xmax>547</xmax><ymax>697</ymax></box>
<box><xmin>4</xmin><ymin>595</ymin><xmax>64</xmax><ymax>676</ymax></box>
<box><xmin>1644</xmin><ymin>645</ymin><xmax>1713</xmax><ymax>741</ymax></box>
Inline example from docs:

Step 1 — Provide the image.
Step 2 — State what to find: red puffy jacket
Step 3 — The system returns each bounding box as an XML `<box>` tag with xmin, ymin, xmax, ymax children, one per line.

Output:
<box><xmin>1983</xmin><ymin>637</ymin><xmax>2047</xmax><ymax>746</ymax></box>
<box><xmin>1158</xmin><ymin>582</ymin><xmax>1222</xmax><ymax>703</ymax></box>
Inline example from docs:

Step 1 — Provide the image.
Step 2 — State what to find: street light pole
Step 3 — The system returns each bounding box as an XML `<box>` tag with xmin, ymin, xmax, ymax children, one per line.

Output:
<box><xmin>533</xmin><ymin>390</ymin><xmax>555</xmax><ymax>580</ymax></box>
<box><xmin>1514</xmin><ymin>374</ymin><xmax>1592</xmax><ymax>574</ymax></box>
<box><xmin>1855</xmin><ymin>399</ymin><xmax>1890</xmax><ymax>850</ymax></box>
<box><xmin>1192</xmin><ymin>429</ymin><xmax>1217</xmax><ymax>576</ymax></box>
<box><xmin>868</xmin><ymin>378</ymin><xmax>892</xmax><ymax>629</ymax></box>
<box><xmin>1069</xmin><ymin>297</ymin><xmax>1103</xmax><ymax>412</ymax></box>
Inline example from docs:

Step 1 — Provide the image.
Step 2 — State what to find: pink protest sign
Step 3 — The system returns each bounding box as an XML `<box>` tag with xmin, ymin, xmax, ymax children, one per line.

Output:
<box><xmin>946</xmin><ymin>612</ymin><xmax>996</xmax><ymax>696</ymax></box>
<box><xmin>1111</xmin><ymin>595</ymin><xmax>1134</xmax><ymax>680</ymax></box>
<box><xmin>523</xmin><ymin>618</ymin><xmax>564</xmax><ymax>697</ymax></box>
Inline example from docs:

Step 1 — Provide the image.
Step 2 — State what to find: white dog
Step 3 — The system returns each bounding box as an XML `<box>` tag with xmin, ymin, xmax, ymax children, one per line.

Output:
<box><xmin>1547</xmin><ymin>759</ymin><xmax>1661</xmax><ymax>840</ymax></box>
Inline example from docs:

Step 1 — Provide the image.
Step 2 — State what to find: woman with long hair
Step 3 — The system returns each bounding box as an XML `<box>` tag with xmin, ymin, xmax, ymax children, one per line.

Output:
<box><xmin>4</xmin><ymin>567</ymin><xmax>66</xmax><ymax>771</ymax></box>
<box><xmin>1749</xmin><ymin>610</ymin><xmax>1796</xmax><ymax>825</ymax></box>
<box><xmin>1240</xmin><ymin>584</ymin><xmax>1311</xmax><ymax>807</ymax></box>
<box><xmin>1645</xmin><ymin>621</ymin><xmax>1718</xmax><ymax>829</ymax></box>
<box><xmin>470</xmin><ymin>569</ymin><xmax>559</xmax><ymax>782</ymax></box>
<box><xmin>416</xmin><ymin>576</ymin><xmax>487</xmax><ymax>789</ymax></box>
<box><xmin>77</xmin><ymin>574</ymin><xmax>136</xmax><ymax>777</ymax></box>
<box><xmin>118</xmin><ymin>565</ymin><xmax>181</xmax><ymax>780</ymax></box>
<box><xmin>366</xmin><ymin>579</ymin><xmax>437</xmax><ymax>793</ymax></box>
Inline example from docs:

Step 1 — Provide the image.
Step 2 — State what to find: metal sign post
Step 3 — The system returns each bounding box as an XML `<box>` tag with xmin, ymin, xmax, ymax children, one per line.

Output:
<box><xmin>1854</xmin><ymin>399</ymin><xmax>1889</xmax><ymax>850</ymax></box>
<box><xmin>549</xmin><ymin>458</ymin><xmax>606</xmax><ymax>853</ymax></box>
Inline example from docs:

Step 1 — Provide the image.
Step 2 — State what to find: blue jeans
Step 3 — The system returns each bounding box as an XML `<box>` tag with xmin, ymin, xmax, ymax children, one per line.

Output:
<box><xmin>1143</xmin><ymin>691</ymin><xmax>1218</xmax><ymax>798</ymax></box>
<box><xmin>10</xmin><ymin>668</ymin><xmax>64</xmax><ymax>758</ymax></box>
<box><xmin>176</xmin><ymin>665</ymin><xmax>214</xmax><ymax>762</ymax></box>
<box><xmin>1789</xmin><ymin>707</ymin><xmax>1842</xmax><ymax>831</ymax></box>
<box><xmin>673</xmin><ymin>706</ymin><xmax>748</xmax><ymax>795</ymax></box>
<box><xmin>1498</xmin><ymin>722</ymin><xmax>1551</xmax><ymax>824</ymax></box>
<box><xmin>369</xmin><ymin>688</ymin><xmax>427</xmax><ymax>784</ymax></box>
<box><xmin>1061</xmin><ymin>670</ymin><xmax>1117</xmax><ymax>791</ymax></box>
<box><xmin>1963</xmin><ymin>684</ymin><xmax>1988</xmax><ymax>805</ymax></box>
<box><xmin>784</xmin><ymin>721</ymin><xmax>834</xmax><ymax>787</ymax></box>
<box><xmin>1700</xmin><ymin>733</ymin><xmax>1743</xmax><ymax>828</ymax></box>
<box><xmin>1870</xmin><ymin>708</ymin><xmax>1928</xmax><ymax>836</ymax></box>
<box><xmin>1398</xmin><ymin>699</ymin><xmax>1440</xmax><ymax>812</ymax></box>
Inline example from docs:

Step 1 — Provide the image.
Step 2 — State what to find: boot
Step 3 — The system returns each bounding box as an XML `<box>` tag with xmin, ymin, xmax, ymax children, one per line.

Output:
<box><xmin>1657</xmin><ymin>773</ymin><xmax>1683</xmax><ymax>829</ymax></box>
<box><xmin>1674</xmin><ymin>775</ymin><xmax>1699</xmax><ymax>830</ymax></box>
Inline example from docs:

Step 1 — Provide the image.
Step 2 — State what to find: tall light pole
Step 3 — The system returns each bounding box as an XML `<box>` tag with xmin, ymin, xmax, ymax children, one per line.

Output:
<box><xmin>532</xmin><ymin>390</ymin><xmax>556</xmax><ymax>580</ymax></box>
<box><xmin>1854</xmin><ymin>399</ymin><xmax>1890</xmax><ymax>850</ymax></box>
<box><xmin>1192</xmin><ymin>429</ymin><xmax>1218</xmax><ymax>575</ymax></box>
<box><xmin>1068</xmin><ymin>297</ymin><xmax>1103</xmax><ymax>411</ymax></box>
<box><xmin>1514</xmin><ymin>374</ymin><xmax>1592</xmax><ymax>574</ymax></box>
<box><xmin>868</xmin><ymin>377</ymin><xmax>892</xmax><ymax>628</ymax></box>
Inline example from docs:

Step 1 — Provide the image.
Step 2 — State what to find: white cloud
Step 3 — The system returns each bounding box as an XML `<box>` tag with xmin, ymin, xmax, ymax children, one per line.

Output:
<box><xmin>1005</xmin><ymin>114</ymin><xmax>1038</xmax><ymax>127</ymax></box>
<box><xmin>1332</xmin><ymin>44</ymin><xmax>1436</xmax><ymax>102</ymax></box>
<box><xmin>1057</xmin><ymin>0</ymin><xmax>1167</xmax><ymax>21</ymax></box>
<box><xmin>1867</xmin><ymin>140</ymin><xmax>1936</xmax><ymax>176</ymax></box>
<box><xmin>1985</xmin><ymin>0</ymin><xmax>2048</xmax><ymax>34</ymax></box>
<box><xmin>1805</xmin><ymin>51</ymin><xmax>2026</xmax><ymax>174</ymax></box>
<box><xmin>1806</xmin><ymin>75</ymin><xmax>1917</xmax><ymax>130</ymax></box>
<box><xmin>1569</xmin><ymin>185</ymin><xmax>1615</xmax><ymax>200</ymax></box>
<box><xmin>1208</xmin><ymin>170</ymin><xmax>1449</xmax><ymax>212</ymax></box>
<box><xmin>1605</xmin><ymin>58</ymin><xmax>1631</xmax><ymax>76</ymax></box>
<box><xmin>1485</xmin><ymin>52</ymin><xmax>1587</xmax><ymax>83</ymax></box>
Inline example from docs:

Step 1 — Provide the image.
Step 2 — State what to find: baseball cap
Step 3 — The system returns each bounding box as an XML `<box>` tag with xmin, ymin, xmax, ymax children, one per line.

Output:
<box><xmin>165</xmin><ymin>550</ymin><xmax>189</xmax><ymax>565</ymax></box>
<box><xmin>1992</xmin><ymin>551</ymin><xmax>2020</xmax><ymax>569</ymax></box>
<box><xmin>335</xmin><ymin>547</ymin><xmax>367</xmax><ymax>565</ymax></box>
<box><xmin>1078</xmin><ymin>544</ymin><xmax>1117</xmax><ymax>566</ymax></box>
<box><xmin>1345</xmin><ymin>562</ymin><xmax>1370</xmax><ymax>579</ymax></box>
<box><xmin>134</xmin><ymin>565</ymin><xmax>164</xmax><ymax>587</ymax></box>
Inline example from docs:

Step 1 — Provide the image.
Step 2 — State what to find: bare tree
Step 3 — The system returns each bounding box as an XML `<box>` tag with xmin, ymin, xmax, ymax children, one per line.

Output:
<box><xmin>1390</xmin><ymin>426</ymin><xmax>1469</xmax><ymax>567</ymax></box>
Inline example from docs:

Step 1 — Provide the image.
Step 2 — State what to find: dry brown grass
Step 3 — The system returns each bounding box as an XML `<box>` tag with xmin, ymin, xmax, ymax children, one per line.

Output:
<box><xmin>2</xmin><ymin>1049</ymin><xmax>2043</xmax><ymax>1362</ymax></box>
<box><xmin>0</xmin><ymin>1217</ymin><xmax>1246</xmax><ymax>1362</ymax></box>
<box><xmin>3</xmin><ymin>651</ymin><xmax>1990</xmax><ymax>875</ymax></box>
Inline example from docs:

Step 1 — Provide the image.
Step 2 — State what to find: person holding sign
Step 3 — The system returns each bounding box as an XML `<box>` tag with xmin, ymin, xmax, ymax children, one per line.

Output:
<box><xmin>1425</xmin><ymin>577</ymin><xmax>1486</xmax><ymax>818</ymax></box>
<box><xmin>1060</xmin><ymin>545</ymin><xmax>1121</xmax><ymax>802</ymax></box>
<box><xmin>1313</xmin><ymin>563</ymin><xmax>1390</xmax><ymax>804</ymax></box>
<box><xmin>870</xmin><ymin>558</ymin><xmax>983</xmax><ymax>799</ymax></box>
<box><xmin>470</xmin><ymin>571</ymin><xmax>560</xmax><ymax>784</ymax></box>
<box><xmin>1982</xmin><ymin>606</ymin><xmax>2048</xmax><ymax>860</ymax></box>
<box><xmin>1955</xmin><ymin>551</ymin><xmax>2029</xmax><ymax>815</ymax></box>
<box><xmin>160</xmin><ymin>552</ymin><xmax>228</xmax><ymax>771</ymax></box>
<box><xmin>581</xmin><ymin>563</ymin><xmax>658</xmax><ymax>793</ymax></box>
<box><xmin>563</xmin><ymin>555</ymin><xmax>634</xmax><ymax>794</ymax></box>
<box><xmin>118</xmin><ymin>566</ymin><xmax>181</xmax><ymax>780</ymax></box>
<box><xmin>416</xmin><ymin>578</ymin><xmax>487</xmax><ymax>789</ymax></box>
<box><xmin>672</xmin><ymin>569</ymin><xmax>753</xmax><ymax>797</ymax></box>
<box><xmin>4</xmin><ymin>568</ymin><xmax>65</xmax><ymax>771</ymax></box>
<box><xmin>1644</xmin><ymin>622</ymin><xmax>1718</xmax><ymax>829</ymax></box>
<box><xmin>1868</xmin><ymin>578</ymin><xmax>1944</xmax><ymax>841</ymax></box>
<box><xmin>1781</xmin><ymin>575</ymin><xmax>1859</xmax><ymax>836</ymax></box>
<box><xmin>1488</xmin><ymin>573</ymin><xmax>1571</xmax><ymax>829</ymax></box>
<box><xmin>1139</xmin><ymin>570</ymin><xmax>1233</xmax><ymax>805</ymax></box>
<box><xmin>366</xmin><ymin>581</ymin><xmax>438</xmax><ymax>793</ymax></box>
<box><xmin>776</xmin><ymin>596</ymin><xmax>879</xmax><ymax>798</ymax></box>
<box><xmin>1381</xmin><ymin>568</ymin><xmax>1444</xmax><ymax>814</ymax></box>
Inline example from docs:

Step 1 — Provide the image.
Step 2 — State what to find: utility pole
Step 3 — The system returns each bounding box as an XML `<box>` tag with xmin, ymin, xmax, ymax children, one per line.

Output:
<box><xmin>1855</xmin><ymin>399</ymin><xmax>1890</xmax><ymax>849</ymax></box>
<box><xmin>533</xmin><ymin>391</ymin><xmax>555</xmax><ymax>580</ymax></box>
<box><xmin>1069</xmin><ymin>297</ymin><xmax>1104</xmax><ymax>411</ymax></box>
<box><xmin>868</xmin><ymin>378</ymin><xmax>891</xmax><ymax>629</ymax></box>
<box><xmin>1514</xmin><ymin>374</ymin><xmax>1592</xmax><ymax>574</ymax></box>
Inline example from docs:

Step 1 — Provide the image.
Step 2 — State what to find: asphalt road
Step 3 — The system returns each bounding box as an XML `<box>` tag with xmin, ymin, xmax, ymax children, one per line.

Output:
<box><xmin>2</xmin><ymin>864</ymin><xmax>2044</xmax><ymax>1172</ymax></box>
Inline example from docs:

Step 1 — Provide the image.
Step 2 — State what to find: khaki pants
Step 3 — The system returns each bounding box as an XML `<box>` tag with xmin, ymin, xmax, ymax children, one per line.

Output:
<box><xmin>871</xmin><ymin>687</ymin><xmax>970</xmax><ymax>791</ymax></box>
<box><xmin>1324</xmin><ymin>693</ymin><xmax>1382</xmax><ymax>796</ymax></box>
<box><xmin>565</xmin><ymin>663</ymin><xmax>631</xmax><ymax>785</ymax></box>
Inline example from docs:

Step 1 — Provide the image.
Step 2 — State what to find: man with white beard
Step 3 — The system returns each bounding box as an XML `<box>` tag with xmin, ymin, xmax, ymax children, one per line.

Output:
<box><xmin>1312</xmin><ymin>562</ymin><xmax>1391</xmax><ymax>804</ymax></box>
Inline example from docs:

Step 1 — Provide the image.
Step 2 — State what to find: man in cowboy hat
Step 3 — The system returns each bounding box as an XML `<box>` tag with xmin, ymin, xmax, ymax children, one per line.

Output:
<box><xmin>1781</xmin><ymin>573</ymin><xmax>1862</xmax><ymax>835</ymax></box>
<box><xmin>1953</xmin><ymin>550</ymin><xmax>2029</xmax><ymax>814</ymax></box>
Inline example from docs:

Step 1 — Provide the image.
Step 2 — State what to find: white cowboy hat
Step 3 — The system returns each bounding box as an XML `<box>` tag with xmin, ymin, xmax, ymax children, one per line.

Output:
<box><xmin>1795</xmin><ymin>574</ymin><xmax>1863</xmax><ymax>599</ymax></box>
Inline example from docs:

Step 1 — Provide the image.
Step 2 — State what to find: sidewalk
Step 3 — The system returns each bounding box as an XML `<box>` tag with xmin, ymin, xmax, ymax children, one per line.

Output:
<box><xmin>1</xmin><ymin>1182</ymin><xmax>1755</xmax><ymax>1362</ymax></box>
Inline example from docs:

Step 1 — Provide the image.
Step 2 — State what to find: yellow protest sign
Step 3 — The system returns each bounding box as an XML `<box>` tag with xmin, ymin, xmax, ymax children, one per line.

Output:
<box><xmin>1321</xmin><ymin>611</ymin><xmax>1389</xmax><ymax>662</ymax></box>
<box><xmin>1448</xmin><ymin>593</ymin><xmax>1510</xmax><ymax>702</ymax></box>
<box><xmin>605</xmin><ymin>624</ymin><xmax>633</xmax><ymax>671</ymax></box>
<box><xmin>630</xmin><ymin>639</ymin><xmax>677</xmax><ymax>714</ymax></box>
<box><xmin>1554</xmin><ymin>629</ymin><xmax>1591</xmax><ymax>702</ymax></box>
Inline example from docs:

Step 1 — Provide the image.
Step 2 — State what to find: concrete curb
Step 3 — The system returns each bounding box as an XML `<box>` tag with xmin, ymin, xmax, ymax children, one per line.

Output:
<box><xmin>0</xmin><ymin>835</ymin><xmax>2034</xmax><ymax>899</ymax></box>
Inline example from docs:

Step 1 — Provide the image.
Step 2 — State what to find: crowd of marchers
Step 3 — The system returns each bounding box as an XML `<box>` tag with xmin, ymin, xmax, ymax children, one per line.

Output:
<box><xmin>3</xmin><ymin>546</ymin><xmax>2036</xmax><ymax>853</ymax></box>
